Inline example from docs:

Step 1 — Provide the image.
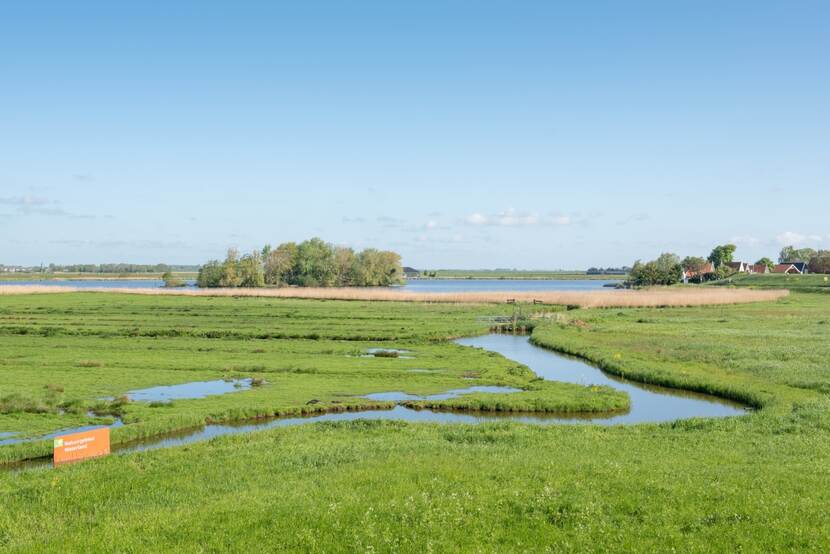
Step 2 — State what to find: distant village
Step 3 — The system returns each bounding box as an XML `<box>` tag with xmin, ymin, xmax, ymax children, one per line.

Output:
<box><xmin>683</xmin><ymin>260</ymin><xmax>809</xmax><ymax>283</ymax></box>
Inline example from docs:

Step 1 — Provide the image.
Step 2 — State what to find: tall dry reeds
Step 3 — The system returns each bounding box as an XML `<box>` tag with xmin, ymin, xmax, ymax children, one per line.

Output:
<box><xmin>0</xmin><ymin>285</ymin><xmax>789</xmax><ymax>308</ymax></box>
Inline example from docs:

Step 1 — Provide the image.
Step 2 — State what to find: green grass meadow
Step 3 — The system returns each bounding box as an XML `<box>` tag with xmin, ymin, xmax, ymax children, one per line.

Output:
<box><xmin>1</xmin><ymin>291</ymin><xmax>829</xmax><ymax>551</ymax></box>
<box><xmin>715</xmin><ymin>272</ymin><xmax>830</xmax><ymax>290</ymax></box>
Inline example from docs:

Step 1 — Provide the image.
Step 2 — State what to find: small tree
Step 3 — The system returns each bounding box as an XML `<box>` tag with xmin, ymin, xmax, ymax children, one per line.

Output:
<box><xmin>681</xmin><ymin>256</ymin><xmax>706</xmax><ymax>272</ymax></box>
<box><xmin>756</xmin><ymin>257</ymin><xmax>775</xmax><ymax>271</ymax></box>
<box><xmin>780</xmin><ymin>246</ymin><xmax>817</xmax><ymax>264</ymax></box>
<box><xmin>161</xmin><ymin>271</ymin><xmax>184</xmax><ymax>288</ymax></box>
<box><xmin>334</xmin><ymin>246</ymin><xmax>358</xmax><ymax>286</ymax></box>
<box><xmin>628</xmin><ymin>253</ymin><xmax>682</xmax><ymax>287</ymax></box>
<box><xmin>808</xmin><ymin>250</ymin><xmax>830</xmax><ymax>274</ymax></box>
<box><xmin>219</xmin><ymin>248</ymin><xmax>241</xmax><ymax>288</ymax></box>
<box><xmin>238</xmin><ymin>251</ymin><xmax>265</xmax><ymax>287</ymax></box>
<box><xmin>197</xmin><ymin>261</ymin><xmax>223</xmax><ymax>288</ymax></box>
<box><xmin>264</xmin><ymin>242</ymin><xmax>298</xmax><ymax>286</ymax></box>
<box><xmin>708</xmin><ymin>244</ymin><xmax>737</xmax><ymax>268</ymax></box>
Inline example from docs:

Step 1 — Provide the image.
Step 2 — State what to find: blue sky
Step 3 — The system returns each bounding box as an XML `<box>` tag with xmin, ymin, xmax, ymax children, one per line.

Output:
<box><xmin>1</xmin><ymin>1</ymin><xmax>828</xmax><ymax>269</ymax></box>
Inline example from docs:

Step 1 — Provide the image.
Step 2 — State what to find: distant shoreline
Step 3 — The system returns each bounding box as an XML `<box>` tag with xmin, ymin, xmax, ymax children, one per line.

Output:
<box><xmin>0</xmin><ymin>272</ymin><xmax>197</xmax><ymax>282</ymax></box>
<box><xmin>411</xmin><ymin>272</ymin><xmax>626</xmax><ymax>281</ymax></box>
<box><xmin>0</xmin><ymin>271</ymin><xmax>625</xmax><ymax>282</ymax></box>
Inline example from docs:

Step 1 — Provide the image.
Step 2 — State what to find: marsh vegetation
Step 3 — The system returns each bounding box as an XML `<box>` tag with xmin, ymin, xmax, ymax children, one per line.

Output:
<box><xmin>1</xmin><ymin>290</ymin><xmax>829</xmax><ymax>550</ymax></box>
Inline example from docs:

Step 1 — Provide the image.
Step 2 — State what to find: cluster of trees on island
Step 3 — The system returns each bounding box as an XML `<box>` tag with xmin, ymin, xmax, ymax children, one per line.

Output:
<box><xmin>628</xmin><ymin>244</ymin><xmax>830</xmax><ymax>287</ymax></box>
<box><xmin>196</xmin><ymin>238</ymin><xmax>404</xmax><ymax>288</ymax></box>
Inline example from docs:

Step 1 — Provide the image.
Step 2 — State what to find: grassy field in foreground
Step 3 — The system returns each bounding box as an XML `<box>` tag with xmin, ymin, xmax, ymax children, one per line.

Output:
<box><xmin>712</xmin><ymin>272</ymin><xmax>830</xmax><ymax>290</ymax></box>
<box><xmin>1</xmin><ymin>292</ymin><xmax>829</xmax><ymax>551</ymax></box>
<box><xmin>0</xmin><ymin>293</ymin><xmax>628</xmax><ymax>462</ymax></box>
<box><xmin>422</xmin><ymin>269</ymin><xmax>624</xmax><ymax>280</ymax></box>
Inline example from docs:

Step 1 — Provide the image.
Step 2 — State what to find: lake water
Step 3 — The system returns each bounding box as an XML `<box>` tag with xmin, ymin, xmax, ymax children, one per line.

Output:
<box><xmin>0</xmin><ymin>279</ymin><xmax>197</xmax><ymax>289</ymax></box>
<box><xmin>399</xmin><ymin>279</ymin><xmax>618</xmax><ymax>292</ymax></box>
<box><xmin>0</xmin><ymin>278</ymin><xmax>615</xmax><ymax>292</ymax></box>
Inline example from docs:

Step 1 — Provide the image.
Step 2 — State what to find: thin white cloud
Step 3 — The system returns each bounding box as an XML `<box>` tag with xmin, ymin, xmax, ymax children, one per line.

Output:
<box><xmin>776</xmin><ymin>231</ymin><xmax>824</xmax><ymax>246</ymax></box>
<box><xmin>0</xmin><ymin>195</ymin><xmax>50</xmax><ymax>206</ymax></box>
<box><xmin>464</xmin><ymin>209</ymin><xmax>571</xmax><ymax>227</ymax></box>
<box><xmin>730</xmin><ymin>235</ymin><xmax>761</xmax><ymax>247</ymax></box>
<box><xmin>0</xmin><ymin>194</ymin><xmax>96</xmax><ymax>219</ymax></box>
<box><xmin>465</xmin><ymin>212</ymin><xmax>489</xmax><ymax>225</ymax></box>
<box><xmin>616</xmin><ymin>213</ymin><xmax>649</xmax><ymax>226</ymax></box>
<box><xmin>50</xmin><ymin>239</ymin><xmax>190</xmax><ymax>249</ymax></box>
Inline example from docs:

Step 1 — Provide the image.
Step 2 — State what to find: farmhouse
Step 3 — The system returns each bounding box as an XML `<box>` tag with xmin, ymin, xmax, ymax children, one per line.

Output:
<box><xmin>773</xmin><ymin>263</ymin><xmax>802</xmax><ymax>274</ymax></box>
<box><xmin>750</xmin><ymin>264</ymin><xmax>770</xmax><ymax>274</ymax></box>
<box><xmin>682</xmin><ymin>262</ymin><xmax>715</xmax><ymax>282</ymax></box>
<box><xmin>788</xmin><ymin>261</ymin><xmax>809</xmax><ymax>274</ymax></box>
<box><xmin>727</xmin><ymin>261</ymin><xmax>751</xmax><ymax>273</ymax></box>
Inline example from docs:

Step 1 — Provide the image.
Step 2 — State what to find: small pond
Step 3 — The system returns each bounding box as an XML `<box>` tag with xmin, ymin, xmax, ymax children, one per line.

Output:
<box><xmin>126</xmin><ymin>378</ymin><xmax>253</xmax><ymax>402</ymax></box>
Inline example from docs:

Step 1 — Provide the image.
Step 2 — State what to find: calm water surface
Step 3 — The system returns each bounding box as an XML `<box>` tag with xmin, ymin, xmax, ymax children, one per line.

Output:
<box><xmin>126</xmin><ymin>379</ymin><xmax>252</xmax><ymax>402</ymax></box>
<box><xmin>456</xmin><ymin>335</ymin><xmax>746</xmax><ymax>424</ymax></box>
<box><xmin>0</xmin><ymin>279</ymin><xmax>196</xmax><ymax>289</ymax></box>
<box><xmin>1</xmin><ymin>278</ymin><xmax>613</xmax><ymax>292</ymax></box>
<box><xmin>3</xmin><ymin>334</ymin><xmax>748</xmax><ymax>469</ymax></box>
<box><xmin>400</xmin><ymin>279</ymin><xmax>617</xmax><ymax>293</ymax></box>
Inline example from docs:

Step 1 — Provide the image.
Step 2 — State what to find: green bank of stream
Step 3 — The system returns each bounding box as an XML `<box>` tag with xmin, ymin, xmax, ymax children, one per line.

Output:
<box><xmin>3</xmin><ymin>334</ymin><xmax>747</xmax><ymax>470</ymax></box>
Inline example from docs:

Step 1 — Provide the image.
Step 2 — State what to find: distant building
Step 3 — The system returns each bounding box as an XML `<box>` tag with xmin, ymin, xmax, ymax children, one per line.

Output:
<box><xmin>773</xmin><ymin>263</ymin><xmax>802</xmax><ymax>274</ymax></box>
<box><xmin>402</xmin><ymin>267</ymin><xmax>421</xmax><ymax>278</ymax></box>
<box><xmin>726</xmin><ymin>261</ymin><xmax>751</xmax><ymax>273</ymax></box>
<box><xmin>682</xmin><ymin>262</ymin><xmax>716</xmax><ymax>282</ymax></box>
<box><xmin>750</xmin><ymin>264</ymin><xmax>770</xmax><ymax>274</ymax></box>
<box><xmin>788</xmin><ymin>261</ymin><xmax>809</xmax><ymax>274</ymax></box>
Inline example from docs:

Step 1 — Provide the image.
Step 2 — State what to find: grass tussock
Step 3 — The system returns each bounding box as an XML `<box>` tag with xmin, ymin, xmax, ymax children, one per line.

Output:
<box><xmin>404</xmin><ymin>383</ymin><xmax>629</xmax><ymax>414</ymax></box>
<box><xmin>0</xmin><ymin>285</ymin><xmax>789</xmax><ymax>308</ymax></box>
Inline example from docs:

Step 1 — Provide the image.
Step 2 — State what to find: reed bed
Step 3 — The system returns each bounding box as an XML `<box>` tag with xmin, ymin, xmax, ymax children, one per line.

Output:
<box><xmin>0</xmin><ymin>285</ymin><xmax>789</xmax><ymax>307</ymax></box>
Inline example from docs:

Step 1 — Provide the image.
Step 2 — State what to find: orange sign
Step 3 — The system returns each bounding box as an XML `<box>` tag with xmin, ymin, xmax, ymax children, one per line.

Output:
<box><xmin>53</xmin><ymin>427</ymin><xmax>110</xmax><ymax>466</ymax></box>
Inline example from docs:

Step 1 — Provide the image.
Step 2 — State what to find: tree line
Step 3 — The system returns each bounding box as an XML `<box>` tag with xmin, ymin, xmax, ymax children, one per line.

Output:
<box><xmin>628</xmin><ymin>243</ymin><xmax>830</xmax><ymax>287</ymax></box>
<box><xmin>779</xmin><ymin>246</ymin><xmax>830</xmax><ymax>273</ymax></box>
<box><xmin>197</xmin><ymin>238</ymin><xmax>404</xmax><ymax>288</ymax></box>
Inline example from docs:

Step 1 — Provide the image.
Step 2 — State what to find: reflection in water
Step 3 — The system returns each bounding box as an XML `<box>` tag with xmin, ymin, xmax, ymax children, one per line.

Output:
<box><xmin>363</xmin><ymin>385</ymin><xmax>521</xmax><ymax>402</ymax></box>
<box><xmin>456</xmin><ymin>334</ymin><xmax>747</xmax><ymax>424</ymax></box>
<box><xmin>126</xmin><ymin>379</ymin><xmax>253</xmax><ymax>402</ymax></box>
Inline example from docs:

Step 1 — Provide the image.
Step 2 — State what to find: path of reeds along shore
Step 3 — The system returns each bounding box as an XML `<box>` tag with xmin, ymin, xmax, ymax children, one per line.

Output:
<box><xmin>0</xmin><ymin>285</ymin><xmax>789</xmax><ymax>308</ymax></box>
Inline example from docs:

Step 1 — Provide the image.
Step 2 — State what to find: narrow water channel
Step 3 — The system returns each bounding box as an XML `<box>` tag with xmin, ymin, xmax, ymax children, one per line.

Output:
<box><xmin>457</xmin><ymin>334</ymin><xmax>746</xmax><ymax>424</ymax></box>
<box><xmin>4</xmin><ymin>334</ymin><xmax>748</xmax><ymax>470</ymax></box>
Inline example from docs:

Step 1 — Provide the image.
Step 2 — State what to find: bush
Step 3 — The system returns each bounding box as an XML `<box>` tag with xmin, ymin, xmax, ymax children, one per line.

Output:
<box><xmin>628</xmin><ymin>253</ymin><xmax>682</xmax><ymax>287</ymax></box>
<box><xmin>162</xmin><ymin>271</ymin><xmax>185</xmax><ymax>288</ymax></box>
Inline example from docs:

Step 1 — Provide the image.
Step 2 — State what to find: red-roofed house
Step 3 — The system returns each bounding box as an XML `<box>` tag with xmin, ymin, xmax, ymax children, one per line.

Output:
<box><xmin>773</xmin><ymin>263</ymin><xmax>801</xmax><ymax>274</ymax></box>
<box><xmin>727</xmin><ymin>261</ymin><xmax>751</xmax><ymax>273</ymax></box>
<box><xmin>751</xmin><ymin>264</ymin><xmax>770</xmax><ymax>274</ymax></box>
<box><xmin>683</xmin><ymin>261</ymin><xmax>715</xmax><ymax>282</ymax></box>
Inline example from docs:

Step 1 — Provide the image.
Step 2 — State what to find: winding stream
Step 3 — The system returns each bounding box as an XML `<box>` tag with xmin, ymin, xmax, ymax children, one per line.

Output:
<box><xmin>3</xmin><ymin>334</ymin><xmax>747</xmax><ymax>469</ymax></box>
